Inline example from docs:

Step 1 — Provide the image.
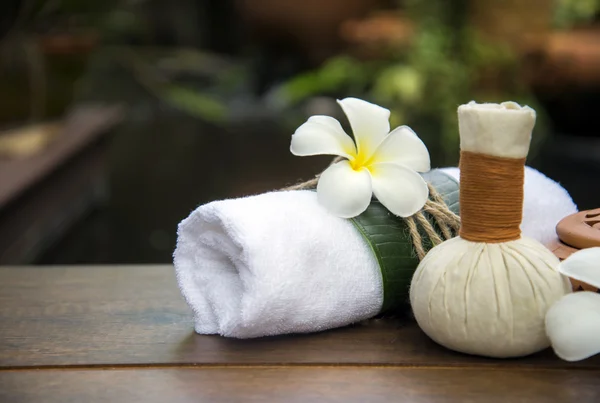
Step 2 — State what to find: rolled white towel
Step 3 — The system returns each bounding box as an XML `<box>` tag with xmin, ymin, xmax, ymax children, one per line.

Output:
<box><xmin>174</xmin><ymin>167</ymin><xmax>577</xmax><ymax>338</ymax></box>
<box><xmin>174</xmin><ymin>190</ymin><xmax>381</xmax><ymax>338</ymax></box>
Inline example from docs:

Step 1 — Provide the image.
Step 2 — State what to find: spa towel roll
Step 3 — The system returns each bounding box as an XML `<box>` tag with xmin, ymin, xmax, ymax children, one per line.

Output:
<box><xmin>174</xmin><ymin>167</ymin><xmax>576</xmax><ymax>338</ymax></box>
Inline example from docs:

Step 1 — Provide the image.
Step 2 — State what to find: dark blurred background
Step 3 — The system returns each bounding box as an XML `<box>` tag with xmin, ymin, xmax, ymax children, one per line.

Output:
<box><xmin>0</xmin><ymin>0</ymin><xmax>598</xmax><ymax>264</ymax></box>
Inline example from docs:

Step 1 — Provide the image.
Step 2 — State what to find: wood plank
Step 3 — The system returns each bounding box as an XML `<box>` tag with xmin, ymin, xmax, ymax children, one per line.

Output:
<box><xmin>1</xmin><ymin>265</ymin><xmax>599</xmax><ymax>369</ymax></box>
<box><xmin>0</xmin><ymin>105</ymin><xmax>121</xmax><ymax>209</ymax></box>
<box><xmin>1</xmin><ymin>367</ymin><xmax>599</xmax><ymax>403</ymax></box>
<box><xmin>0</xmin><ymin>142</ymin><xmax>107</xmax><ymax>264</ymax></box>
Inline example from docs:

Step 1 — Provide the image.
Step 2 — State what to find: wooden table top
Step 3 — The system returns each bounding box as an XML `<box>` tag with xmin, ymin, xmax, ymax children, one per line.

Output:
<box><xmin>0</xmin><ymin>265</ymin><xmax>599</xmax><ymax>402</ymax></box>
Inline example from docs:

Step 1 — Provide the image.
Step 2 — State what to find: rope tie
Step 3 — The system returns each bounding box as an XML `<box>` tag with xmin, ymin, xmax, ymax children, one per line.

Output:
<box><xmin>459</xmin><ymin>151</ymin><xmax>525</xmax><ymax>243</ymax></box>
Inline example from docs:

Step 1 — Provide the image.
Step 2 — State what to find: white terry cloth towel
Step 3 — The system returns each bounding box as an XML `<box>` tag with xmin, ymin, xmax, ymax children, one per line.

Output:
<box><xmin>174</xmin><ymin>167</ymin><xmax>578</xmax><ymax>338</ymax></box>
<box><xmin>440</xmin><ymin>166</ymin><xmax>578</xmax><ymax>246</ymax></box>
<box><xmin>174</xmin><ymin>190</ymin><xmax>382</xmax><ymax>338</ymax></box>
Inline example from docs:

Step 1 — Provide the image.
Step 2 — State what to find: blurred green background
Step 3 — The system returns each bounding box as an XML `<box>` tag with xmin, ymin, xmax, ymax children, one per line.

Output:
<box><xmin>0</xmin><ymin>0</ymin><xmax>599</xmax><ymax>263</ymax></box>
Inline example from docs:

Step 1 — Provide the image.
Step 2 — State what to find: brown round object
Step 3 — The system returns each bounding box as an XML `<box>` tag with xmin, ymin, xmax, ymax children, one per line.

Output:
<box><xmin>546</xmin><ymin>238</ymin><xmax>579</xmax><ymax>261</ymax></box>
<box><xmin>552</xmin><ymin>208</ymin><xmax>600</xmax><ymax>293</ymax></box>
<box><xmin>556</xmin><ymin>208</ymin><xmax>600</xmax><ymax>249</ymax></box>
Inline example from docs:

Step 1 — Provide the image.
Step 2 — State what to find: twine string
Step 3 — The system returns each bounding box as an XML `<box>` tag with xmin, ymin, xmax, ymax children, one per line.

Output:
<box><xmin>459</xmin><ymin>151</ymin><xmax>525</xmax><ymax>243</ymax></box>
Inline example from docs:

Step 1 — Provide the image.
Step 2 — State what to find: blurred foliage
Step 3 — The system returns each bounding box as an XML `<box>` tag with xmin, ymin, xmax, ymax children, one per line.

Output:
<box><xmin>277</xmin><ymin>1</ymin><xmax>548</xmax><ymax>165</ymax></box>
<box><xmin>0</xmin><ymin>0</ymin><xmax>124</xmax><ymax>124</ymax></box>
<box><xmin>554</xmin><ymin>0</ymin><xmax>600</xmax><ymax>28</ymax></box>
<box><xmin>77</xmin><ymin>46</ymin><xmax>243</xmax><ymax>124</ymax></box>
<box><xmin>0</xmin><ymin>0</ymin><xmax>232</xmax><ymax>124</ymax></box>
<box><xmin>11</xmin><ymin>0</ymin><xmax>121</xmax><ymax>32</ymax></box>
<box><xmin>162</xmin><ymin>86</ymin><xmax>226</xmax><ymax>121</ymax></box>
<box><xmin>115</xmin><ymin>47</ymin><xmax>232</xmax><ymax>123</ymax></box>
<box><xmin>86</xmin><ymin>1</ymin><xmax>234</xmax><ymax>123</ymax></box>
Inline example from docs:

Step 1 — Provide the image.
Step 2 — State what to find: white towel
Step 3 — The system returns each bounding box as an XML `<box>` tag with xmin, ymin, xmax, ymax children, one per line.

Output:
<box><xmin>174</xmin><ymin>167</ymin><xmax>577</xmax><ymax>338</ymax></box>
<box><xmin>174</xmin><ymin>190</ymin><xmax>381</xmax><ymax>338</ymax></box>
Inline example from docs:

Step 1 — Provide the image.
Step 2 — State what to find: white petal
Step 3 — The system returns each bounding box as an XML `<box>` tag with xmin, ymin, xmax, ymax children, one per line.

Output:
<box><xmin>558</xmin><ymin>247</ymin><xmax>600</xmax><ymax>289</ymax></box>
<box><xmin>545</xmin><ymin>292</ymin><xmax>600</xmax><ymax>361</ymax></box>
<box><xmin>337</xmin><ymin>98</ymin><xmax>390</xmax><ymax>160</ymax></box>
<box><xmin>316</xmin><ymin>160</ymin><xmax>372</xmax><ymax>218</ymax></box>
<box><xmin>370</xmin><ymin>163</ymin><xmax>429</xmax><ymax>217</ymax></box>
<box><xmin>371</xmin><ymin>126</ymin><xmax>431</xmax><ymax>172</ymax></box>
<box><xmin>291</xmin><ymin>116</ymin><xmax>356</xmax><ymax>159</ymax></box>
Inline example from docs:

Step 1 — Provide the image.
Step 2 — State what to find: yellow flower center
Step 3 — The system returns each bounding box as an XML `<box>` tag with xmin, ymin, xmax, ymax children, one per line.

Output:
<box><xmin>350</xmin><ymin>148</ymin><xmax>373</xmax><ymax>171</ymax></box>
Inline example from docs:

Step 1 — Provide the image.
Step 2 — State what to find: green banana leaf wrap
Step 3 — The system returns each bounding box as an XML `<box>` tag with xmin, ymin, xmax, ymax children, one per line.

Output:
<box><xmin>350</xmin><ymin>169</ymin><xmax>460</xmax><ymax>315</ymax></box>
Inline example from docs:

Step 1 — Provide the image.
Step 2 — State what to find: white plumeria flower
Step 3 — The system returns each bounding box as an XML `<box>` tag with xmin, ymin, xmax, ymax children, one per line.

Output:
<box><xmin>545</xmin><ymin>247</ymin><xmax>600</xmax><ymax>361</ymax></box>
<box><xmin>290</xmin><ymin>97</ymin><xmax>430</xmax><ymax>218</ymax></box>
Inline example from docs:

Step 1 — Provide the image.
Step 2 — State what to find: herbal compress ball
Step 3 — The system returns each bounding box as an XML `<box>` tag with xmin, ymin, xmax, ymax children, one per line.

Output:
<box><xmin>409</xmin><ymin>102</ymin><xmax>572</xmax><ymax>358</ymax></box>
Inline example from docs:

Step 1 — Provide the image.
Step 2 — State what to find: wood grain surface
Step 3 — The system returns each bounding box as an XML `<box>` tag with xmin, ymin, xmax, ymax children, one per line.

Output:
<box><xmin>1</xmin><ymin>367</ymin><xmax>599</xmax><ymax>403</ymax></box>
<box><xmin>1</xmin><ymin>265</ymin><xmax>599</xmax><ymax>402</ymax></box>
<box><xmin>1</xmin><ymin>265</ymin><xmax>600</xmax><ymax>369</ymax></box>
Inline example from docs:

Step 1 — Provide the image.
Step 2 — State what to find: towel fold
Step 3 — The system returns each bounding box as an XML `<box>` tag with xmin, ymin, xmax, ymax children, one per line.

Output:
<box><xmin>174</xmin><ymin>190</ymin><xmax>380</xmax><ymax>338</ymax></box>
<box><xmin>174</xmin><ymin>166</ymin><xmax>577</xmax><ymax>338</ymax></box>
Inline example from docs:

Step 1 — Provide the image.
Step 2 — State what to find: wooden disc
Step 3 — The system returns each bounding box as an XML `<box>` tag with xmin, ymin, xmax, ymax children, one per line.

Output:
<box><xmin>552</xmin><ymin>209</ymin><xmax>600</xmax><ymax>293</ymax></box>
<box><xmin>556</xmin><ymin>208</ymin><xmax>600</xmax><ymax>249</ymax></box>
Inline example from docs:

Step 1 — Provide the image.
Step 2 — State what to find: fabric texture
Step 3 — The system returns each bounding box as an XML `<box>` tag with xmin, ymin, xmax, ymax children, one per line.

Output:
<box><xmin>411</xmin><ymin>101</ymin><xmax>572</xmax><ymax>358</ymax></box>
<box><xmin>441</xmin><ymin>166</ymin><xmax>578</xmax><ymax>246</ymax></box>
<box><xmin>174</xmin><ymin>190</ymin><xmax>382</xmax><ymax>338</ymax></box>
<box><xmin>458</xmin><ymin>101</ymin><xmax>535</xmax><ymax>158</ymax></box>
<box><xmin>410</xmin><ymin>236</ymin><xmax>572</xmax><ymax>357</ymax></box>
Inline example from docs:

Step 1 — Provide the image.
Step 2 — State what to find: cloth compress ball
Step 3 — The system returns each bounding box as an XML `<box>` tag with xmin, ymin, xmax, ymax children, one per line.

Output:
<box><xmin>410</xmin><ymin>102</ymin><xmax>572</xmax><ymax>358</ymax></box>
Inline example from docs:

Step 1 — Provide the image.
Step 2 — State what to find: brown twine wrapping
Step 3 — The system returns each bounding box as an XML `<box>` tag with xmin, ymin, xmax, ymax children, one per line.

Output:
<box><xmin>459</xmin><ymin>151</ymin><xmax>525</xmax><ymax>243</ymax></box>
<box><xmin>282</xmin><ymin>158</ymin><xmax>461</xmax><ymax>259</ymax></box>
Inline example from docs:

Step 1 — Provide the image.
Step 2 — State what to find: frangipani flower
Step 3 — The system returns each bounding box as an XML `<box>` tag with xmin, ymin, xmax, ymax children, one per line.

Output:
<box><xmin>290</xmin><ymin>97</ymin><xmax>430</xmax><ymax>218</ymax></box>
<box><xmin>545</xmin><ymin>247</ymin><xmax>600</xmax><ymax>361</ymax></box>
